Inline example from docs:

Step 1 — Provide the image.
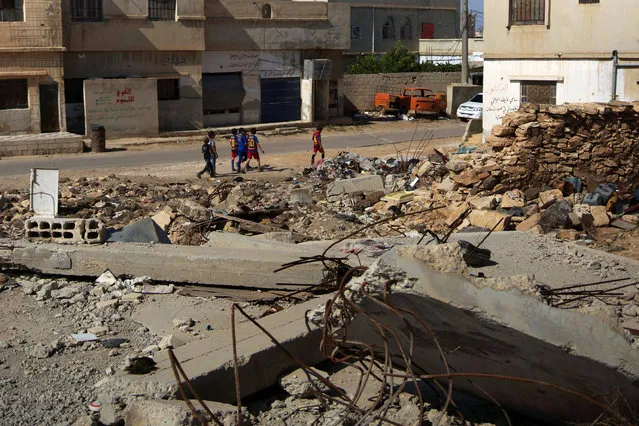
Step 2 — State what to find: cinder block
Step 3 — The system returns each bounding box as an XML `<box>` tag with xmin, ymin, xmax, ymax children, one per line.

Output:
<box><xmin>25</xmin><ymin>217</ymin><xmax>85</xmax><ymax>244</ymax></box>
<box><xmin>83</xmin><ymin>218</ymin><xmax>105</xmax><ymax>244</ymax></box>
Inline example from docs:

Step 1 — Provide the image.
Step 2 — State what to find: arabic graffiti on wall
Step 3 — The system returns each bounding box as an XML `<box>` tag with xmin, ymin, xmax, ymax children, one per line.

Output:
<box><xmin>485</xmin><ymin>96</ymin><xmax>520</xmax><ymax>121</ymax></box>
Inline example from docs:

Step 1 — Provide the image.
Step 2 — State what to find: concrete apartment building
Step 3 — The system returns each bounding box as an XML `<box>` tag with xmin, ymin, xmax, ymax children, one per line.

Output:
<box><xmin>334</xmin><ymin>0</ymin><xmax>459</xmax><ymax>57</ymax></box>
<box><xmin>0</xmin><ymin>0</ymin><xmax>349</xmax><ymax>138</ymax></box>
<box><xmin>483</xmin><ymin>0</ymin><xmax>639</xmax><ymax>135</ymax></box>
<box><xmin>0</xmin><ymin>0</ymin><xmax>66</xmax><ymax>135</ymax></box>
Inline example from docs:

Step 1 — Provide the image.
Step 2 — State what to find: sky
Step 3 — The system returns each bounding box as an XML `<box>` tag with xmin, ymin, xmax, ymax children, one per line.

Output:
<box><xmin>468</xmin><ymin>0</ymin><xmax>484</xmax><ymax>13</ymax></box>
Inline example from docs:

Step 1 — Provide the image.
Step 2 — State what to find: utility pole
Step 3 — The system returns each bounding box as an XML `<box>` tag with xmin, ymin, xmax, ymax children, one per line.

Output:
<box><xmin>461</xmin><ymin>0</ymin><xmax>469</xmax><ymax>84</ymax></box>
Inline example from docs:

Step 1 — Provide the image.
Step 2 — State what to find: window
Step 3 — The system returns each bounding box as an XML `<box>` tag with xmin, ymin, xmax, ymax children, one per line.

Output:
<box><xmin>0</xmin><ymin>79</ymin><xmax>28</xmax><ymax>110</ymax></box>
<box><xmin>351</xmin><ymin>25</ymin><xmax>361</xmax><ymax>40</ymax></box>
<box><xmin>148</xmin><ymin>0</ymin><xmax>175</xmax><ymax>21</ymax></box>
<box><xmin>421</xmin><ymin>23</ymin><xmax>435</xmax><ymax>39</ymax></box>
<box><xmin>71</xmin><ymin>0</ymin><xmax>102</xmax><ymax>21</ymax></box>
<box><xmin>0</xmin><ymin>0</ymin><xmax>23</xmax><ymax>22</ymax></box>
<box><xmin>469</xmin><ymin>94</ymin><xmax>483</xmax><ymax>103</ymax></box>
<box><xmin>157</xmin><ymin>79</ymin><xmax>180</xmax><ymax>101</ymax></box>
<box><xmin>521</xmin><ymin>81</ymin><xmax>556</xmax><ymax>105</ymax></box>
<box><xmin>400</xmin><ymin>18</ymin><xmax>412</xmax><ymax>40</ymax></box>
<box><xmin>509</xmin><ymin>0</ymin><xmax>545</xmax><ymax>25</ymax></box>
<box><xmin>64</xmin><ymin>79</ymin><xmax>86</xmax><ymax>104</ymax></box>
<box><xmin>382</xmin><ymin>17</ymin><xmax>395</xmax><ymax>40</ymax></box>
<box><xmin>262</xmin><ymin>4</ymin><xmax>271</xmax><ymax>19</ymax></box>
<box><xmin>579</xmin><ymin>0</ymin><xmax>599</xmax><ymax>3</ymax></box>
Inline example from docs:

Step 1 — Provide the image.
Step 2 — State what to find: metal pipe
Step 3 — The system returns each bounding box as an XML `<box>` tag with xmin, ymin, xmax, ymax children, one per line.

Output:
<box><xmin>612</xmin><ymin>50</ymin><xmax>618</xmax><ymax>101</ymax></box>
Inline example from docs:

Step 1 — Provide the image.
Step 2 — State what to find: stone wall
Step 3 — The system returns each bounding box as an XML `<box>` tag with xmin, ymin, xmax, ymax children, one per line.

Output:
<box><xmin>486</xmin><ymin>102</ymin><xmax>639</xmax><ymax>191</ymax></box>
<box><xmin>342</xmin><ymin>72</ymin><xmax>461</xmax><ymax>114</ymax></box>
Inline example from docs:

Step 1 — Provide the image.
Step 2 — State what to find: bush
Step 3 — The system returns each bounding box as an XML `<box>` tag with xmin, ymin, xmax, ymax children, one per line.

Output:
<box><xmin>346</xmin><ymin>42</ymin><xmax>463</xmax><ymax>74</ymax></box>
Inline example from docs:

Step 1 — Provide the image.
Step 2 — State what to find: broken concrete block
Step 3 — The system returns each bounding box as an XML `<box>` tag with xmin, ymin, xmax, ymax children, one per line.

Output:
<box><xmin>468</xmin><ymin>196</ymin><xmax>496</xmax><ymax>211</ymax></box>
<box><xmin>516</xmin><ymin>213</ymin><xmax>540</xmax><ymax>232</ymax></box>
<box><xmin>158</xmin><ymin>334</ymin><xmax>185</xmax><ymax>350</ymax></box>
<box><xmin>590</xmin><ymin>206</ymin><xmax>610</xmax><ymax>227</ymax></box>
<box><xmin>96</xmin><ymin>299</ymin><xmax>119</xmax><ymax>309</ymax></box>
<box><xmin>500</xmin><ymin>189</ymin><xmax>526</xmax><ymax>209</ymax></box>
<box><xmin>445</xmin><ymin>202</ymin><xmax>470</xmax><ymax>227</ymax></box>
<box><xmin>290</xmin><ymin>187</ymin><xmax>313</xmax><ymax>205</ymax></box>
<box><xmin>121</xmin><ymin>293</ymin><xmax>143</xmax><ymax>303</ymax></box>
<box><xmin>538</xmin><ymin>200</ymin><xmax>572</xmax><ymax>233</ymax></box>
<box><xmin>151</xmin><ymin>210</ymin><xmax>173</xmax><ymax>232</ymax></box>
<box><xmin>572</xmin><ymin>203</ymin><xmax>591</xmax><ymax>219</ymax></box>
<box><xmin>468</xmin><ymin>210</ymin><xmax>510</xmax><ymax>231</ymax></box>
<box><xmin>445</xmin><ymin>159</ymin><xmax>468</xmax><ymax>173</ymax></box>
<box><xmin>538</xmin><ymin>189</ymin><xmax>563</xmax><ymax>207</ymax></box>
<box><xmin>30</xmin><ymin>343</ymin><xmax>52</xmax><ymax>359</ymax></box>
<box><xmin>451</xmin><ymin>169</ymin><xmax>481</xmax><ymax>187</ymax></box>
<box><xmin>279</xmin><ymin>367</ymin><xmax>329</xmax><ymax>398</ymax></box>
<box><xmin>172</xmin><ymin>317</ymin><xmax>194</xmax><ymax>329</ymax></box>
<box><xmin>326</xmin><ymin>175</ymin><xmax>384</xmax><ymax>201</ymax></box>
<box><xmin>436</xmin><ymin>176</ymin><xmax>458</xmax><ymax>193</ymax></box>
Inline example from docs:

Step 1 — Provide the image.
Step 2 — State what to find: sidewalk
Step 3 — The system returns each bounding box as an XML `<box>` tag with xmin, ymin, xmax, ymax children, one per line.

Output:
<box><xmin>91</xmin><ymin>117</ymin><xmax>354</xmax><ymax>149</ymax></box>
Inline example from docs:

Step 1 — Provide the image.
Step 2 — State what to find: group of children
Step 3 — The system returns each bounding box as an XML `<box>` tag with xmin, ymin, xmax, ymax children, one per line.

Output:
<box><xmin>197</xmin><ymin>125</ymin><xmax>325</xmax><ymax>179</ymax></box>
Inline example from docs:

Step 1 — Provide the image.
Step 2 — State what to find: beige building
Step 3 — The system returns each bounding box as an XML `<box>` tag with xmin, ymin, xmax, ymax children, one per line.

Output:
<box><xmin>0</xmin><ymin>0</ymin><xmax>66</xmax><ymax>135</ymax></box>
<box><xmin>483</xmin><ymin>0</ymin><xmax>639</xmax><ymax>135</ymax></box>
<box><xmin>0</xmin><ymin>0</ymin><xmax>349</xmax><ymax>137</ymax></box>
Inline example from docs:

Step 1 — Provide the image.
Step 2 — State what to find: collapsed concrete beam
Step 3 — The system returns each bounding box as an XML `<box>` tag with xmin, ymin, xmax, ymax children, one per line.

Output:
<box><xmin>2</xmin><ymin>239</ymin><xmax>324</xmax><ymax>290</ymax></box>
<box><xmin>325</xmin><ymin>244</ymin><xmax>639</xmax><ymax>423</ymax></box>
<box><xmin>96</xmin><ymin>294</ymin><xmax>330</xmax><ymax>404</ymax></box>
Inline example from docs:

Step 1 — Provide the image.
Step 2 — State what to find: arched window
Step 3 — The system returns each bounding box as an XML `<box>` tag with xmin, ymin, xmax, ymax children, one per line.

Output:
<box><xmin>262</xmin><ymin>4</ymin><xmax>271</xmax><ymax>19</ymax></box>
<box><xmin>382</xmin><ymin>17</ymin><xmax>395</xmax><ymax>40</ymax></box>
<box><xmin>400</xmin><ymin>18</ymin><xmax>412</xmax><ymax>40</ymax></box>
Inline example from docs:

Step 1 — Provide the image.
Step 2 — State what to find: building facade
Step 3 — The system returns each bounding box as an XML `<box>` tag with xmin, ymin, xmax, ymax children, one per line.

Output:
<box><xmin>0</xmin><ymin>0</ymin><xmax>66</xmax><ymax>135</ymax></box>
<box><xmin>0</xmin><ymin>0</ymin><xmax>349</xmax><ymax>137</ymax></box>
<box><xmin>483</xmin><ymin>0</ymin><xmax>639</xmax><ymax>135</ymax></box>
<box><xmin>332</xmin><ymin>0</ymin><xmax>459</xmax><ymax>57</ymax></box>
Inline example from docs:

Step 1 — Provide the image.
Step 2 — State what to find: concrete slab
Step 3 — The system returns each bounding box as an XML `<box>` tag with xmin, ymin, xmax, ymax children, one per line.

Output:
<box><xmin>447</xmin><ymin>231</ymin><xmax>639</xmax><ymax>288</ymax></box>
<box><xmin>96</xmin><ymin>294</ymin><xmax>331</xmax><ymax>404</ymax></box>
<box><xmin>326</xmin><ymin>175</ymin><xmax>385</xmax><ymax>201</ymax></box>
<box><xmin>330</xmin><ymin>245</ymin><xmax>639</xmax><ymax>422</ymax></box>
<box><xmin>5</xmin><ymin>239</ymin><xmax>325</xmax><ymax>290</ymax></box>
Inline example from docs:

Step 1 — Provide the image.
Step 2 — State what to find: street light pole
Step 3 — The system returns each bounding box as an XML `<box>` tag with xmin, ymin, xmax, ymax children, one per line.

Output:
<box><xmin>461</xmin><ymin>0</ymin><xmax>469</xmax><ymax>84</ymax></box>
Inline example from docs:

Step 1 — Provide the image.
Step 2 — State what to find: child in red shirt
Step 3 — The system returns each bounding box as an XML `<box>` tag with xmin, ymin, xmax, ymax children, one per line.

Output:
<box><xmin>311</xmin><ymin>126</ymin><xmax>324</xmax><ymax>166</ymax></box>
<box><xmin>245</xmin><ymin>128</ymin><xmax>265</xmax><ymax>172</ymax></box>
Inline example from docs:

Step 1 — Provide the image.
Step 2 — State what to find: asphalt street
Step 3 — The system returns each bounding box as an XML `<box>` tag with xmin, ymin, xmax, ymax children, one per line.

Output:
<box><xmin>0</xmin><ymin>122</ymin><xmax>465</xmax><ymax>177</ymax></box>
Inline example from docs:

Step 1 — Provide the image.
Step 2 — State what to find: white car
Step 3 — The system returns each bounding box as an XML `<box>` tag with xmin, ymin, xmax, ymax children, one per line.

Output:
<box><xmin>456</xmin><ymin>93</ymin><xmax>483</xmax><ymax>121</ymax></box>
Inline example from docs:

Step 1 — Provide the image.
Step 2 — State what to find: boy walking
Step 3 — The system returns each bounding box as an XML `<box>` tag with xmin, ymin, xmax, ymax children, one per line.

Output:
<box><xmin>229</xmin><ymin>128</ymin><xmax>239</xmax><ymax>172</ymax></box>
<box><xmin>196</xmin><ymin>137</ymin><xmax>214</xmax><ymax>179</ymax></box>
<box><xmin>207</xmin><ymin>130</ymin><xmax>218</xmax><ymax>176</ymax></box>
<box><xmin>236</xmin><ymin>128</ymin><xmax>249</xmax><ymax>173</ymax></box>
<box><xmin>245</xmin><ymin>128</ymin><xmax>265</xmax><ymax>172</ymax></box>
<box><xmin>311</xmin><ymin>126</ymin><xmax>324</xmax><ymax>166</ymax></box>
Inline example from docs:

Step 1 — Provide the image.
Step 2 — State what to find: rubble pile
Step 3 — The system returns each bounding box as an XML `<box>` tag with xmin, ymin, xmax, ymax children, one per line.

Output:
<box><xmin>487</xmin><ymin>102</ymin><xmax>639</xmax><ymax>188</ymax></box>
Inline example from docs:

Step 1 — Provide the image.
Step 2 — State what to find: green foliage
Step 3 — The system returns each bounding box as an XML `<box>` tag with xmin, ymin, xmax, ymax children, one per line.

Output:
<box><xmin>346</xmin><ymin>41</ymin><xmax>463</xmax><ymax>74</ymax></box>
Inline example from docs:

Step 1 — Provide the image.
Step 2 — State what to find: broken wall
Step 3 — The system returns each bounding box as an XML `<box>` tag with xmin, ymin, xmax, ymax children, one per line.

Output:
<box><xmin>486</xmin><ymin>102</ymin><xmax>639</xmax><ymax>190</ymax></box>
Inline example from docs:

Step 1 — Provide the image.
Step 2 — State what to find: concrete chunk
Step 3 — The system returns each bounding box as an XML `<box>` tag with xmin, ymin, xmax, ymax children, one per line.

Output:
<box><xmin>326</xmin><ymin>175</ymin><xmax>384</xmax><ymax>200</ymax></box>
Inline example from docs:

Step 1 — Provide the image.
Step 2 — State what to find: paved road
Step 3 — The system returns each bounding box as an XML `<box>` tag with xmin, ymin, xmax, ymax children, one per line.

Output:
<box><xmin>0</xmin><ymin>122</ymin><xmax>465</xmax><ymax>177</ymax></box>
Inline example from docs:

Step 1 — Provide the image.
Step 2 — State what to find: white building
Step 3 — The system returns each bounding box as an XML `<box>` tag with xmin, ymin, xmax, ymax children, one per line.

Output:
<box><xmin>483</xmin><ymin>0</ymin><xmax>639</xmax><ymax>135</ymax></box>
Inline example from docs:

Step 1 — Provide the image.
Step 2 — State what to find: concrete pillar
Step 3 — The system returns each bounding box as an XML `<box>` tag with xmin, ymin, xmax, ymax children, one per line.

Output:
<box><xmin>28</xmin><ymin>77</ymin><xmax>41</xmax><ymax>133</ymax></box>
<box><xmin>301</xmin><ymin>79</ymin><xmax>313</xmax><ymax>122</ymax></box>
<box><xmin>241</xmin><ymin>73</ymin><xmax>260</xmax><ymax>124</ymax></box>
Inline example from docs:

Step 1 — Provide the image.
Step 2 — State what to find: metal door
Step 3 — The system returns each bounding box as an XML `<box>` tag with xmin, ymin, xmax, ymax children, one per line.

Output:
<box><xmin>260</xmin><ymin>78</ymin><xmax>301</xmax><ymax>123</ymax></box>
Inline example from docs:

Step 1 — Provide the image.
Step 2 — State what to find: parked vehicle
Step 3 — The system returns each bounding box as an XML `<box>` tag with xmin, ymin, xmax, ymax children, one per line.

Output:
<box><xmin>374</xmin><ymin>87</ymin><xmax>447</xmax><ymax>117</ymax></box>
<box><xmin>456</xmin><ymin>93</ymin><xmax>483</xmax><ymax>121</ymax></box>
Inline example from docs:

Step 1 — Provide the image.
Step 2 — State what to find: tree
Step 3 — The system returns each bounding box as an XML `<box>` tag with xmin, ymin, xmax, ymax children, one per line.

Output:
<box><xmin>346</xmin><ymin>42</ymin><xmax>462</xmax><ymax>74</ymax></box>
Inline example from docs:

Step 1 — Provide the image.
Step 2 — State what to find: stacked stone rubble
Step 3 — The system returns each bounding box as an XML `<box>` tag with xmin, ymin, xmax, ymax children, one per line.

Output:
<box><xmin>485</xmin><ymin>102</ymin><xmax>639</xmax><ymax>190</ymax></box>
